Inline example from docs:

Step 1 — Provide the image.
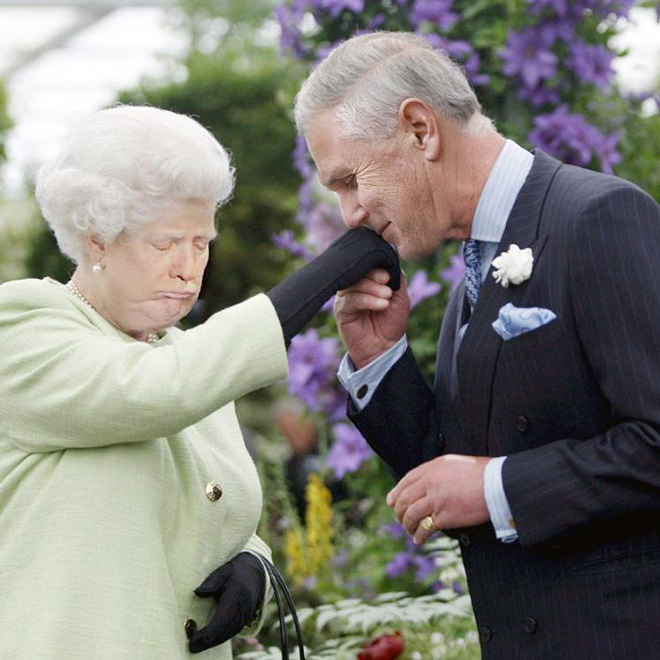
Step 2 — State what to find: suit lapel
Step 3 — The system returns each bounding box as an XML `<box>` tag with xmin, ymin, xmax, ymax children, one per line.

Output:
<box><xmin>434</xmin><ymin>280</ymin><xmax>463</xmax><ymax>401</ymax></box>
<box><xmin>455</xmin><ymin>150</ymin><xmax>561</xmax><ymax>452</ymax></box>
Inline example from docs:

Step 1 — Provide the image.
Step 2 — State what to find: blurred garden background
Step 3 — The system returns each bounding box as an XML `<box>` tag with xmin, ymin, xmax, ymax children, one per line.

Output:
<box><xmin>1</xmin><ymin>1</ymin><xmax>659</xmax><ymax>657</ymax></box>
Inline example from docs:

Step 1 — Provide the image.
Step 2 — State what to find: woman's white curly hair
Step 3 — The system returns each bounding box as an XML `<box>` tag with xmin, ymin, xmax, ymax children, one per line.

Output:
<box><xmin>36</xmin><ymin>105</ymin><xmax>235</xmax><ymax>264</ymax></box>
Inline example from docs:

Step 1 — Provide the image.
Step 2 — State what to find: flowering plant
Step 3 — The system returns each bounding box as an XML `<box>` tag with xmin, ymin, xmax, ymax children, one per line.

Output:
<box><xmin>491</xmin><ymin>244</ymin><xmax>534</xmax><ymax>287</ymax></box>
<box><xmin>255</xmin><ymin>0</ymin><xmax>659</xmax><ymax>656</ymax></box>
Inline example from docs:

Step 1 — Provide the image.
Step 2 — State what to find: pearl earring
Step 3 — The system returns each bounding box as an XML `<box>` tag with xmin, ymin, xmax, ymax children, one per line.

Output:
<box><xmin>92</xmin><ymin>263</ymin><xmax>103</xmax><ymax>274</ymax></box>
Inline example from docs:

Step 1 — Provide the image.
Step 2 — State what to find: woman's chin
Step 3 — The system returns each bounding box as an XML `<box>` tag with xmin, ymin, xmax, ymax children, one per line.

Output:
<box><xmin>149</xmin><ymin>300</ymin><xmax>195</xmax><ymax>331</ymax></box>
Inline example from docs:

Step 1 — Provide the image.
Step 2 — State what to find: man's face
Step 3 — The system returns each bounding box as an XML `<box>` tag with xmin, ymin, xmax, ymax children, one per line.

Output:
<box><xmin>306</xmin><ymin>110</ymin><xmax>444</xmax><ymax>259</ymax></box>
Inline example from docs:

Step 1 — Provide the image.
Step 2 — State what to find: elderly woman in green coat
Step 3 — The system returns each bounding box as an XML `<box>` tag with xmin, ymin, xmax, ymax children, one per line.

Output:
<box><xmin>0</xmin><ymin>105</ymin><xmax>399</xmax><ymax>659</ymax></box>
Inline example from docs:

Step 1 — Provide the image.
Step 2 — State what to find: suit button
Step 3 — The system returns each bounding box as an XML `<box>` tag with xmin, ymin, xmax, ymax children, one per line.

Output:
<box><xmin>205</xmin><ymin>481</ymin><xmax>223</xmax><ymax>501</ymax></box>
<box><xmin>479</xmin><ymin>626</ymin><xmax>493</xmax><ymax>643</ymax></box>
<box><xmin>184</xmin><ymin>618</ymin><xmax>197</xmax><ymax>639</ymax></box>
<box><xmin>438</xmin><ymin>432</ymin><xmax>444</xmax><ymax>442</ymax></box>
<box><xmin>356</xmin><ymin>384</ymin><xmax>369</xmax><ymax>399</ymax></box>
<box><xmin>459</xmin><ymin>533</ymin><xmax>471</xmax><ymax>548</ymax></box>
<box><xmin>523</xmin><ymin>617</ymin><xmax>538</xmax><ymax>634</ymax></box>
<box><xmin>514</xmin><ymin>415</ymin><xmax>529</xmax><ymax>432</ymax></box>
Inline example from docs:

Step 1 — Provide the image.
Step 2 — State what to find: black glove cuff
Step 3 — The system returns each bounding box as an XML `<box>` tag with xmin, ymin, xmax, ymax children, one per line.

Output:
<box><xmin>268</xmin><ymin>227</ymin><xmax>400</xmax><ymax>345</ymax></box>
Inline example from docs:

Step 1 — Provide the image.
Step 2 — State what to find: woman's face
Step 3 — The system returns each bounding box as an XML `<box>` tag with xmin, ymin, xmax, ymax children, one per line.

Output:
<box><xmin>92</xmin><ymin>200</ymin><xmax>217</xmax><ymax>340</ymax></box>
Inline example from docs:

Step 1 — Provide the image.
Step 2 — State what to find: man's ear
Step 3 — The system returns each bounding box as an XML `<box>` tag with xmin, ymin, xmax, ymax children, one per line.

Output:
<box><xmin>398</xmin><ymin>98</ymin><xmax>441</xmax><ymax>161</ymax></box>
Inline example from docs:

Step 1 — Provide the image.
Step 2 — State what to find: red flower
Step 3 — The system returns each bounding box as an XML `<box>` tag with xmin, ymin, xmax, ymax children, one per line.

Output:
<box><xmin>357</xmin><ymin>631</ymin><xmax>405</xmax><ymax>660</ymax></box>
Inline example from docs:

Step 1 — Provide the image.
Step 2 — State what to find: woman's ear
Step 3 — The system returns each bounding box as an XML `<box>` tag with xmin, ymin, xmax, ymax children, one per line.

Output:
<box><xmin>86</xmin><ymin>235</ymin><xmax>106</xmax><ymax>267</ymax></box>
<box><xmin>398</xmin><ymin>98</ymin><xmax>441</xmax><ymax>161</ymax></box>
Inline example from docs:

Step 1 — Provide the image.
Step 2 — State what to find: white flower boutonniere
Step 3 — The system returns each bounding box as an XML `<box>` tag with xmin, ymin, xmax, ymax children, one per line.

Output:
<box><xmin>491</xmin><ymin>244</ymin><xmax>534</xmax><ymax>288</ymax></box>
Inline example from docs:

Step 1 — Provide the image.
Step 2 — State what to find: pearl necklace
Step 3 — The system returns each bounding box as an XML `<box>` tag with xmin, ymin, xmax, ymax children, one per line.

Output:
<box><xmin>66</xmin><ymin>280</ymin><xmax>159</xmax><ymax>344</ymax></box>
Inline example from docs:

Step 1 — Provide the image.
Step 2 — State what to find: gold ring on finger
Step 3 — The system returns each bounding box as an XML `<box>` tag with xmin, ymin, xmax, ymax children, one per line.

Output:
<box><xmin>421</xmin><ymin>515</ymin><xmax>436</xmax><ymax>532</ymax></box>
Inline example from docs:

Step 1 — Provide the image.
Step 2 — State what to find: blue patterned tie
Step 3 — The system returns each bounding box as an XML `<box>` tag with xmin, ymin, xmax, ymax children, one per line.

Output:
<box><xmin>463</xmin><ymin>238</ymin><xmax>482</xmax><ymax>311</ymax></box>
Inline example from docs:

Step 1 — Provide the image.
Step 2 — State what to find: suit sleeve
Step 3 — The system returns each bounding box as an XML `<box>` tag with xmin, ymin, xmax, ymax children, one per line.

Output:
<box><xmin>503</xmin><ymin>184</ymin><xmax>660</xmax><ymax>547</ymax></box>
<box><xmin>0</xmin><ymin>287</ymin><xmax>288</xmax><ymax>452</ymax></box>
<box><xmin>348</xmin><ymin>346</ymin><xmax>439</xmax><ymax>479</ymax></box>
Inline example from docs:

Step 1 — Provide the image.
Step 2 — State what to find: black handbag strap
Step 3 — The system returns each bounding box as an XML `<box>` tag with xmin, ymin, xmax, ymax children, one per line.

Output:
<box><xmin>262</xmin><ymin>559</ymin><xmax>306</xmax><ymax>660</ymax></box>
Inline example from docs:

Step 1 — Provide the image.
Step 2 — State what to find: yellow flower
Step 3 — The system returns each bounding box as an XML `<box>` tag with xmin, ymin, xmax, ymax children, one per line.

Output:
<box><xmin>283</xmin><ymin>473</ymin><xmax>334</xmax><ymax>586</ymax></box>
<box><xmin>284</xmin><ymin>528</ymin><xmax>305</xmax><ymax>586</ymax></box>
<box><xmin>305</xmin><ymin>473</ymin><xmax>334</xmax><ymax>573</ymax></box>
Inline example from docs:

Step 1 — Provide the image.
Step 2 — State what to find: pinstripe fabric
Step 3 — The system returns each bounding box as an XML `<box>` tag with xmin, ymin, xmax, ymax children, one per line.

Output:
<box><xmin>350</xmin><ymin>150</ymin><xmax>660</xmax><ymax>658</ymax></box>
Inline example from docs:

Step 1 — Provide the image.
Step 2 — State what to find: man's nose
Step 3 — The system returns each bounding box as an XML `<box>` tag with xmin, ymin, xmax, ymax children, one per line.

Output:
<box><xmin>339</xmin><ymin>194</ymin><xmax>367</xmax><ymax>229</ymax></box>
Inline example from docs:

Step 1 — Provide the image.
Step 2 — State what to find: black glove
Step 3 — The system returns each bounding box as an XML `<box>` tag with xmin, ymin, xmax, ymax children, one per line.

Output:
<box><xmin>188</xmin><ymin>552</ymin><xmax>266</xmax><ymax>653</ymax></box>
<box><xmin>267</xmin><ymin>226</ymin><xmax>400</xmax><ymax>346</ymax></box>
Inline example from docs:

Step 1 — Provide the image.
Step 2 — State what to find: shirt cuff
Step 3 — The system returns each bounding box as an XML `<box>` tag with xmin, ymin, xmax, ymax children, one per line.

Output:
<box><xmin>484</xmin><ymin>456</ymin><xmax>518</xmax><ymax>543</ymax></box>
<box><xmin>337</xmin><ymin>335</ymin><xmax>408</xmax><ymax>411</ymax></box>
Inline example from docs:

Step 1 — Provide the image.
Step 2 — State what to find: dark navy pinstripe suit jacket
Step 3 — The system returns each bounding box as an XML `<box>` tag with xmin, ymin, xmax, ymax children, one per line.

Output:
<box><xmin>349</xmin><ymin>150</ymin><xmax>660</xmax><ymax>658</ymax></box>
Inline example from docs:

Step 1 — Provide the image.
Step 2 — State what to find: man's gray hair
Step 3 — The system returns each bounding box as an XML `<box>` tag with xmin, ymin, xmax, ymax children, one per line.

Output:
<box><xmin>294</xmin><ymin>31</ymin><xmax>491</xmax><ymax>139</ymax></box>
<box><xmin>36</xmin><ymin>105</ymin><xmax>235</xmax><ymax>264</ymax></box>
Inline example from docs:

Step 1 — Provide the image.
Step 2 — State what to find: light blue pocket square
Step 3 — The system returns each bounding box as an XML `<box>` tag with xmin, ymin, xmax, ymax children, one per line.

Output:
<box><xmin>492</xmin><ymin>303</ymin><xmax>557</xmax><ymax>341</ymax></box>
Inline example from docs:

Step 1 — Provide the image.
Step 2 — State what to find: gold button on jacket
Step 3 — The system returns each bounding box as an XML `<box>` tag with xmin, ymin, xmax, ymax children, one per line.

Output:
<box><xmin>206</xmin><ymin>481</ymin><xmax>223</xmax><ymax>501</ymax></box>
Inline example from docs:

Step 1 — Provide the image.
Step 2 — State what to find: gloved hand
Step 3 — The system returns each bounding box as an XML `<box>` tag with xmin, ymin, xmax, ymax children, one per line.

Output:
<box><xmin>188</xmin><ymin>552</ymin><xmax>265</xmax><ymax>653</ymax></box>
<box><xmin>267</xmin><ymin>226</ymin><xmax>400</xmax><ymax>346</ymax></box>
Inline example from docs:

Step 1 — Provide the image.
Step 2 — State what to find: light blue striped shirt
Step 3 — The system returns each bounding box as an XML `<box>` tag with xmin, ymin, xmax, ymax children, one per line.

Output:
<box><xmin>337</xmin><ymin>139</ymin><xmax>534</xmax><ymax>542</ymax></box>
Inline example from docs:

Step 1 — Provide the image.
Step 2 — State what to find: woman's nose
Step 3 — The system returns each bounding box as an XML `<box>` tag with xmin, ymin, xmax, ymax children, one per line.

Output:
<box><xmin>171</xmin><ymin>245</ymin><xmax>197</xmax><ymax>280</ymax></box>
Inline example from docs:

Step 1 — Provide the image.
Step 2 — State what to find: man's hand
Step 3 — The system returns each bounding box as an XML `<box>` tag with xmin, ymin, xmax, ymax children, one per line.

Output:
<box><xmin>334</xmin><ymin>269</ymin><xmax>410</xmax><ymax>369</ymax></box>
<box><xmin>386</xmin><ymin>455</ymin><xmax>491</xmax><ymax>544</ymax></box>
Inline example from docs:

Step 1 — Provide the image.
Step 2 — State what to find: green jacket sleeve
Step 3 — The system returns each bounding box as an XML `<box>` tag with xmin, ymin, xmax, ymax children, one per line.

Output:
<box><xmin>0</xmin><ymin>279</ymin><xmax>288</xmax><ymax>452</ymax></box>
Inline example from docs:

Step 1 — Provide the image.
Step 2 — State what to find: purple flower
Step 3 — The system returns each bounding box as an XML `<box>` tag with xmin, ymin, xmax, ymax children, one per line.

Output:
<box><xmin>528</xmin><ymin>0</ymin><xmax>634</xmax><ymax>19</ymax></box>
<box><xmin>425</xmin><ymin>35</ymin><xmax>490</xmax><ymax>86</ymax></box>
<box><xmin>271</xmin><ymin>230</ymin><xmax>312</xmax><ymax>259</ymax></box>
<box><xmin>593</xmin><ymin>130</ymin><xmax>622</xmax><ymax>174</ymax></box>
<box><xmin>315</xmin><ymin>0</ymin><xmax>364</xmax><ymax>18</ymax></box>
<box><xmin>441</xmin><ymin>253</ymin><xmax>465</xmax><ymax>292</ymax></box>
<box><xmin>385</xmin><ymin>551</ymin><xmax>437</xmax><ymax>582</ymax></box>
<box><xmin>499</xmin><ymin>28</ymin><xmax>558</xmax><ymax>89</ymax></box>
<box><xmin>301</xmin><ymin>202</ymin><xmax>345</xmax><ymax>254</ymax></box>
<box><xmin>526</xmin><ymin>0</ymin><xmax>571</xmax><ymax>16</ymax></box>
<box><xmin>410</xmin><ymin>0</ymin><xmax>459</xmax><ymax>31</ymax></box>
<box><xmin>293</xmin><ymin>134</ymin><xmax>313</xmax><ymax>180</ymax></box>
<box><xmin>529</xmin><ymin>106</ymin><xmax>621</xmax><ymax>173</ymax></box>
<box><xmin>367</xmin><ymin>13</ymin><xmax>386</xmax><ymax>30</ymax></box>
<box><xmin>302</xmin><ymin>576</ymin><xmax>317</xmax><ymax>590</ymax></box>
<box><xmin>287</xmin><ymin>329</ymin><xmax>340</xmax><ymax>411</ymax></box>
<box><xmin>537</xmin><ymin>18</ymin><xmax>575</xmax><ymax>43</ymax></box>
<box><xmin>518</xmin><ymin>83</ymin><xmax>561</xmax><ymax>108</ymax></box>
<box><xmin>275</xmin><ymin>3</ymin><xmax>309</xmax><ymax>59</ymax></box>
<box><xmin>331</xmin><ymin>549</ymin><xmax>350</xmax><ymax>568</ymax></box>
<box><xmin>296</xmin><ymin>179</ymin><xmax>315</xmax><ymax>222</ymax></box>
<box><xmin>325</xmin><ymin>423</ymin><xmax>374</xmax><ymax>479</ymax></box>
<box><xmin>408</xmin><ymin>270</ymin><xmax>442</xmax><ymax>309</ymax></box>
<box><xmin>320</xmin><ymin>388</ymin><xmax>348</xmax><ymax>422</ymax></box>
<box><xmin>590</xmin><ymin>0</ymin><xmax>636</xmax><ymax>18</ymax></box>
<box><xmin>566</xmin><ymin>40</ymin><xmax>614</xmax><ymax>88</ymax></box>
<box><xmin>385</xmin><ymin>552</ymin><xmax>414</xmax><ymax>578</ymax></box>
<box><xmin>381</xmin><ymin>523</ymin><xmax>408</xmax><ymax>540</ymax></box>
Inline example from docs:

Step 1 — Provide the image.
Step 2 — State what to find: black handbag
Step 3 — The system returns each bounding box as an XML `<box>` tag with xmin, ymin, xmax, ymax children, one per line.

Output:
<box><xmin>262</xmin><ymin>560</ymin><xmax>306</xmax><ymax>660</ymax></box>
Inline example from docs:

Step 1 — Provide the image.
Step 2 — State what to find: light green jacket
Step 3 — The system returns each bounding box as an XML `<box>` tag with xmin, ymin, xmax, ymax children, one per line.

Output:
<box><xmin>0</xmin><ymin>278</ymin><xmax>289</xmax><ymax>659</ymax></box>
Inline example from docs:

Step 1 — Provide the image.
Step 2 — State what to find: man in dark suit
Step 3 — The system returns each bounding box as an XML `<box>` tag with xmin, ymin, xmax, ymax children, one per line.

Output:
<box><xmin>294</xmin><ymin>31</ymin><xmax>660</xmax><ymax>658</ymax></box>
